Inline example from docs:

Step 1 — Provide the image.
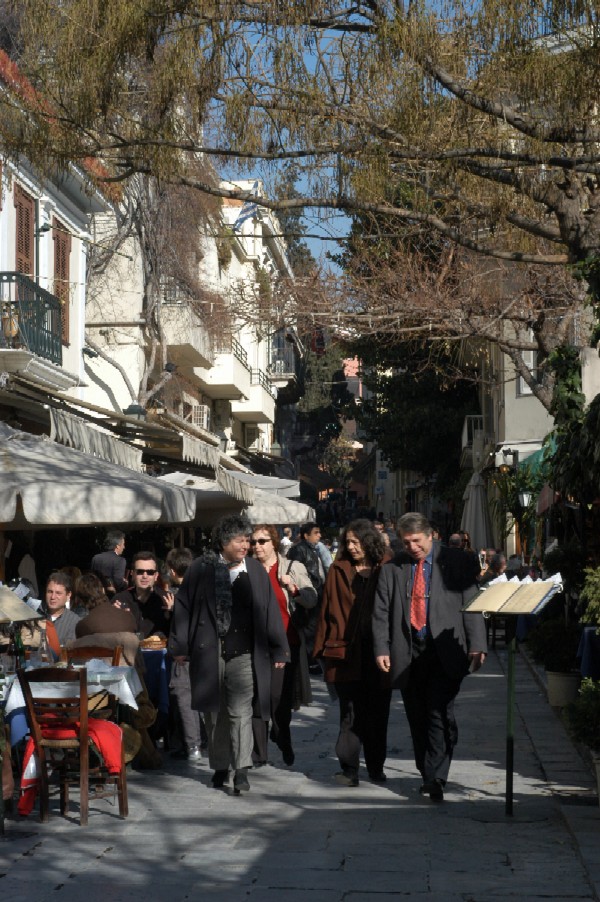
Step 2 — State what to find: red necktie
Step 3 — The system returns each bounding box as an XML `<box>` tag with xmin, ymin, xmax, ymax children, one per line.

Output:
<box><xmin>411</xmin><ymin>559</ymin><xmax>427</xmax><ymax>631</ymax></box>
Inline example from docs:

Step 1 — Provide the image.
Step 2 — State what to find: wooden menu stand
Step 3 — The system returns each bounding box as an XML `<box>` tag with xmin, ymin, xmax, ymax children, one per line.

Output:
<box><xmin>463</xmin><ymin>580</ymin><xmax>562</xmax><ymax>815</ymax></box>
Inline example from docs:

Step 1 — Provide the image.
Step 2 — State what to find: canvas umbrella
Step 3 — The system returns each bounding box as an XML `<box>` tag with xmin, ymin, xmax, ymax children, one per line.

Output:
<box><xmin>461</xmin><ymin>471</ymin><xmax>494</xmax><ymax>552</ymax></box>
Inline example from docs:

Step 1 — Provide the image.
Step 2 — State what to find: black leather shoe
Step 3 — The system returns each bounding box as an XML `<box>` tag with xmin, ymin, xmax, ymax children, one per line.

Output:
<box><xmin>420</xmin><ymin>779</ymin><xmax>444</xmax><ymax>801</ymax></box>
<box><xmin>335</xmin><ymin>771</ymin><xmax>359</xmax><ymax>787</ymax></box>
<box><xmin>369</xmin><ymin>771</ymin><xmax>387</xmax><ymax>783</ymax></box>
<box><xmin>281</xmin><ymin>745</ymin><xmax>295</xmax><ymax>766</ymax></box>
<box><xmin>210</xmin><ymin>769</ymin><xmax>229</xmax><ymax>789</ymax></box>
<box><xmin>233</xmin><ymin>768</ymin><xmax>250</xmax><ymax>793</ymax></box>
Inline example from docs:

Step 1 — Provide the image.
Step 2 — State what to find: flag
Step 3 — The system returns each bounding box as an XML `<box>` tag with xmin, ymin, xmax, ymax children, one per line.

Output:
<box><xmin>233</xmin><ymin>181</ymin><xmax>259</xmax><ymax>231</ymax></box>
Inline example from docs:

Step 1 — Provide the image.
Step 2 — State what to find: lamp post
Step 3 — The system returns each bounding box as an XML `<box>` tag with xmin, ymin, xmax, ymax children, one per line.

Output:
<box><xmin>123</xmin><ymin>403</ymin><xmax>147</xmax><ymax>422</ymax></box>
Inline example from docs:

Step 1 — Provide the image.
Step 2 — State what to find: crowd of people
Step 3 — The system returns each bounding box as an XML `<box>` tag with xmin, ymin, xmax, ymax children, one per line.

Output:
<box><xmin>3</xmin><ymin>512</ymin><xmax>489</xmax><ymax>804</ymax></box>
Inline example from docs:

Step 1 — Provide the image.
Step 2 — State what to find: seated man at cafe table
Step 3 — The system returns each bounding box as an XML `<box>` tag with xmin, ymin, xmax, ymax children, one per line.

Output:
<box><xmin>43</xmin><ymin>571</ymin><xmax>81</xmax><ymax>645</ymax></box>
<box><xmin>113</xmin><ymin>552</ymin><xmax>171</xmax><ymax>638</ymax></box>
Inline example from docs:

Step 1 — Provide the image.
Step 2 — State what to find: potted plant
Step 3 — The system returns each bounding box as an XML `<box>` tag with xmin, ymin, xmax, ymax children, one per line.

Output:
<box><xmin>525</xmin><ymin>617</ymin><xmax>582</xmax><ymax>706</ymax></box>
<box><xmin>566</xmin><ymin>678</ymin><xmax>600</xmax><ymax>802</ymax></box>
<box><xmin>580</xmin><ymin>567</ymin><xmax>600</xmax><ymax>630</ymax></box>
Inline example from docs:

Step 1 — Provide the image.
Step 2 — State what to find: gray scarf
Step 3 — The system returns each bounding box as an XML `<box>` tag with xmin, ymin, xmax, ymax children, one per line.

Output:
<box><xmin>199</xmin><ymin>549</ymin><xmax>234</xmax><ymax>637</ymax></box>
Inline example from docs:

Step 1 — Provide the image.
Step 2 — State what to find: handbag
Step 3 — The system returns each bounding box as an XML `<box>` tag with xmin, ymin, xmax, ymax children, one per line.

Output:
<box><xmin>285</xmin><ymin>561</ymin><xmax>311</xmax><ymax>629</ymax></box>
<box><xmin>322</xmin><ymin>639</ymin><xmax>349</xmax><ymax>660</ymax></box>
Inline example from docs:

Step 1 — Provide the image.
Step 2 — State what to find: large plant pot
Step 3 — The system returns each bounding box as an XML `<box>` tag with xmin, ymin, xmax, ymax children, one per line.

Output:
<box><xmin>593</xmin><ymin>755</ymin><xmax>600</xmax><ymax>806</ymax></box>
<box><xmin>546</xmin><ymin>670</ymin><xmax>581</xmax><ymax>707</ymax></box>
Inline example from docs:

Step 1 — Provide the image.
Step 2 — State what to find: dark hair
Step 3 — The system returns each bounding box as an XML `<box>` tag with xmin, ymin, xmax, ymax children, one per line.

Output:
<box><xmin>300</xmin><ymin>521</ymin><xmax>319</xmax><ymax>539</ymax></box>
<box><xmin>397</xmin><ymin>512</ymin><xmax>432</xmax><ymax>537</ymax></box>
<box><xmin>165</xmin><ymin>547</ymin><xmax>193</xmax><ymax>578</ymax></box>
<box><xmin>73</xmin><ymin>572</ymin><xmax>107</xmax><ymax>611</ymax></box>
<box><xmin>131</xmin><ymin>550</ymin><xmax>159</xmax><ymax>569</ymax></box>
<box><xmin>251</xmin><ymin>524</ymin><xmax>280</xmax><ymax>553</ymax></box>
<box><xmin>46</xmin><ymin>571</ymin><xmax>73</xmax><ymax>593</ymax></box>
<box><xmin>104</xmin><ymin>530</ymin><xmax>125</xmax><ymax>551</ymax></box>
<box><xmin>212</xmin><ymin>514</ymin><xmax>252</xmax><ymax>551</ymax></box>
<box><xmin>338</xmin><ymin>519</ymin><xmax>386</xmax><ymax>565</ymax></box>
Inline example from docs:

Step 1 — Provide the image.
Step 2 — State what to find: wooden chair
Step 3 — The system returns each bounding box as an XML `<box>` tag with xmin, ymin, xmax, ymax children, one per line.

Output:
<box><xmin>59</xmin><ymin>645</ymin><xmax>123</xmax><ymax>666</ymax></box>
<box><xmin>17</xmin><ymin>666</ymin><xmax>128</xmax><ymax>826</ymax></box>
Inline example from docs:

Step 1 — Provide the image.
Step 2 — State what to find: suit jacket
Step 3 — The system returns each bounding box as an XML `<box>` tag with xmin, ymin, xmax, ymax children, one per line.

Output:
<box><xmin>91</xmin><ymin>550</ymin><xmax>128</xmax><ymax>592</ymax></box>
<box><xmin>168</xmin><ymin>554</ymin><xmax>290</xmax><ymax>719</ymax></box>
<box><xmin>372</xmin><ymin>541</ymin><xmax>487</xmax><ymax>689</ymax></box>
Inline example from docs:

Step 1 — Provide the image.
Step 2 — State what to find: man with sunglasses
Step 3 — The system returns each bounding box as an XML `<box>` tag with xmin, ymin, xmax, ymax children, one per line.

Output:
<box><xmin>113</xmin><ymin>551</ymin><xmax>171</xmax><ymax>638</ymax></box>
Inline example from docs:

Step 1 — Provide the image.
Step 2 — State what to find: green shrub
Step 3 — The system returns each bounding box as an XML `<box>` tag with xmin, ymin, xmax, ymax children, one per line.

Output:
<box><xmin>525</xmin><ymin>618</ymin><xmax>581</xmax><ymax>672</ymax></box>
<box><xmin>566</xmin><ymin>678</ymin><xmax>600</xmax><ymax>752</ymax></box>
<box><xmin>580</xmin><ymin>567</ymin><xmax>600</xmax><ymax>629</ymax></box>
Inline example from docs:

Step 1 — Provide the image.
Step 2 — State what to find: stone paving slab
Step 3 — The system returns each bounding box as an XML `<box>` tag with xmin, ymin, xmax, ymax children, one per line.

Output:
<box><xmin>1</xmin><ymin>647</ymin><xmax>598</xmax><ymax>901</ymax></box>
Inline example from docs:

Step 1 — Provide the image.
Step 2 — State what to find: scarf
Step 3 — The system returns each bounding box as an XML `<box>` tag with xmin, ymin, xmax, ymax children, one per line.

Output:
<box><xmin>198</xmin><ymin>549</ymin><xmax>234</xmax><ymax>637</ymax></box>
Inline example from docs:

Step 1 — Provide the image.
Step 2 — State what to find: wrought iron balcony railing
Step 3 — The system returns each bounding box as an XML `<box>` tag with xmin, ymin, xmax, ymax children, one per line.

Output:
<box><xmin>252</xmin><ymin>368</ymin><xmax>277</xmax><ymax>399</ymax></box>
<box><xmin>0</xmin><ymin>272</ymin><xmax>62</xmax><ymax>366</ymax></box>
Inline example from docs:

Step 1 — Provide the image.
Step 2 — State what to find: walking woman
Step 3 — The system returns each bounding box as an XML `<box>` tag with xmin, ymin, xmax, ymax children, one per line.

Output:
<box><xmin>250</xmin><ymin>524</ymin><xmax>317</xmax><ymax>766</ymax></box>
<box><xmin>314</xmin><ymin>519</ymin><xmax>392</xmax><ymax>786</ymax></box>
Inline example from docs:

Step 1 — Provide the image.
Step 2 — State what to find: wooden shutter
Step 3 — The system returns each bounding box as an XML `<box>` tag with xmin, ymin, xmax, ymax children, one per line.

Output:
<box><xmin>14</xmin><ymin>184</ymin><xmax>34</xmax><ymax>277</ymax></box>
<box><xmin>53</xmin><ymin>217</ymin><xmax>71</xmax><ymax>345</ymax></box>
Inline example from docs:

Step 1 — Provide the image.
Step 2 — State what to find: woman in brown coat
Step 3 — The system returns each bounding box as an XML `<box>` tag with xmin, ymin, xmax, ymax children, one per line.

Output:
<box><xmin>314</xmin><ymin>519</ymin><xmax>392</xmax><ymax>786</ymax></box>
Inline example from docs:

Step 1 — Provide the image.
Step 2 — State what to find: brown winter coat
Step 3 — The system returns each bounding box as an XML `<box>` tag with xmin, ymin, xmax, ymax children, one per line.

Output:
<box><xmin>313</xmin><ymin>557</ymin><xmax>384</xmax><ymax>683</ymax></box>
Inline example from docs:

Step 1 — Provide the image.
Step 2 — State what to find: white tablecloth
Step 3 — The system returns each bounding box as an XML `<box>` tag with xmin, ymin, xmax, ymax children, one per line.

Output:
<box><xmin>3</xmin><ymin>662</ymin><xmax>142</xmax><ymax>715</ymax></box>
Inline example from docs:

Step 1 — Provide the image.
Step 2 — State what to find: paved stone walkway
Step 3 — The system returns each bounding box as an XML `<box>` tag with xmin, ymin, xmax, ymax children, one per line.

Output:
<box><xmin>1</xmin><ymin>647</ymin><xmax>598</xmax><ymax>901</ymax></box>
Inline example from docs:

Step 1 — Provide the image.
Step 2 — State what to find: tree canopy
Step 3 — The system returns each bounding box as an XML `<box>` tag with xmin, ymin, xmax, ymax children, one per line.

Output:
<box><xmin>3</xmin><ymin>1</ymin><xmax>599</xmax><ymax>398</ymax></box>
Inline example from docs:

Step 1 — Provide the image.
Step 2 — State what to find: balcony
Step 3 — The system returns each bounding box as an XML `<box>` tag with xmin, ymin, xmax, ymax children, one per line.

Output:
<box><xmin>0</xmin><ymin>273</ymin><xmax>79</xmax><ymax>391</ymax></box>
<box><xmin>231</xmin><ymin>369</ymin><xmax>276</xmax><ymax>424</ymax></box>
<box><xmin>161</xmin><ymin>299</ymin><xmax>214</xmax><ymax>368</ymax></box>
<box><xmin>191</xmin><ymin>337</ymin><xmax>252</xmax><ymax>400</ymax></box>
<box><xmin>0</xmin><ymin>272</ymin><xmax>62</xmax><ymax>365</ymax></box>
<box><xmin>267</xmin><ymin>338</ymin><xmax>304</xmax><ymax>404</ymax></box>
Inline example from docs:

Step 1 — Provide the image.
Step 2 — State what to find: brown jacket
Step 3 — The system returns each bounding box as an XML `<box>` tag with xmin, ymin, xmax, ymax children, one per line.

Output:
<box><xmin>314</xmin><ymin>557</ymin><xmax>384</xmax><ymax>683</ymax></box>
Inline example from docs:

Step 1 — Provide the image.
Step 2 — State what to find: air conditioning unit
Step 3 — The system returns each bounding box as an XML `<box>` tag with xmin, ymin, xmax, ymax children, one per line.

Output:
<box><xmin>190</xmin><ymin>404</ymin><xmax>211</xmax><ymax>431</ymax></box>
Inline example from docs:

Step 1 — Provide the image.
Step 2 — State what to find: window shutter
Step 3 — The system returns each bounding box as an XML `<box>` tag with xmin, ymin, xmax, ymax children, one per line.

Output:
<box><xmin>14</xmin><ymin>184</ymin><xmax>34</xmax><ymax>277</ymax></box>
<box><xmin>53</xmin><ymin>218</ymin><xmax>71</xmax><ymax>345</ymax></box>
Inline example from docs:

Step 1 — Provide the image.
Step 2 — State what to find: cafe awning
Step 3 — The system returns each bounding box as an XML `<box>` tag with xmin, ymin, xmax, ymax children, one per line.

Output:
<box><xmin>0</xmin><ymin>422</ymin><xmax>196</xmax><ymax>527</ymax></box>
<box><xmin>159</xmin><ymin>471</ymin><xmax>314</xmax><ymax>526</ymax></box>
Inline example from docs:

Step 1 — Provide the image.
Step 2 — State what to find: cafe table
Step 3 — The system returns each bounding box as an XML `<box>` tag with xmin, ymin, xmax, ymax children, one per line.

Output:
<box><xmin>2</xmin><ymin>661</ymin><xmax>143</xmax><ymax>746</ymax></box>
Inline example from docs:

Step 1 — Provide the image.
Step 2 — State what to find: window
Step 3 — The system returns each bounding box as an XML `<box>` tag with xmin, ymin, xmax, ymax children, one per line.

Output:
<box><xmin>53</xmin><ymin>217</ymin><xmax>71</xmax><ymax>344</ymax></box>
<box><xmin>517</xmin><ymin>332</ymin><xmax>536</xmax><ymax>397</ymax></box>
<box><xmin>14</xmin><ymin>184</ymin><xmax>34</xmax><ymax>277</ymax></box>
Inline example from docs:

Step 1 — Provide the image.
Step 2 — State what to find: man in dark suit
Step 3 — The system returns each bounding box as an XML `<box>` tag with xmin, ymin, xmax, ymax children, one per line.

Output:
<box><xmin>169</xmin><ymin>515</ymin><xmax>290</xmax><ymax>794</ymax></box>
<box><xmin>91</xmin><ymin>530</ymin><xmax>128</xmax><ymax>596</ymax></box>
<box><xmin>373</xmin><ymin>512</ymin><xmax>487</xmax><ymax>801</ymax></box>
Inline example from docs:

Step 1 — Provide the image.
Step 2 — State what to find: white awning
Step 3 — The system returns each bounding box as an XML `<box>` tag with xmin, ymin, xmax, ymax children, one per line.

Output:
<box><xmin>0</xmin><ymin>422</ymin><xmax>196</xmax><ymax>527</ymax></box>
<box><xmin>159</xmin><ymin>471</ymin><xmax>314</xmax><ymax>526</ymax></box>
<box><xmin>49</xmin><ymin>407</ymin><xmax>143</xmax><ymax>471</ymax></box>
<box><xmin>226</xmin><ymin>471</ymin><xmax>300</xmax><ymax>498</ymax></box>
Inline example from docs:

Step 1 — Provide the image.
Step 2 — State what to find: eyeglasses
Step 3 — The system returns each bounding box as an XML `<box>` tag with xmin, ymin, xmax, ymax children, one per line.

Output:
<box><xmin>250</xmin><ymin>538</ymin><xmax>270</xmax><ymax>546</ymax></box>
<box><xmin>135</xmin><ymin>568</ymin><xmax>157</xmax><ymax>576</ymax></box>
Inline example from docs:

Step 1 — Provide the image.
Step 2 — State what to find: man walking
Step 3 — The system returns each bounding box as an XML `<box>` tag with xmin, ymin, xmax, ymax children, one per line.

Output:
<box><xmin>373</xmin><ymin>512</ymin><xmax>487</xmax><ymax>801</ymax></box>
<box><xmin>287</xmin><ymin>521</ymin><xmax>326</xmax><ymax>661</ymax></box>
<box><xmin>91</xmin><ymin>530</ymin><xmax>127</xmax><ymax>596</ymax></box>
<box><xmin>170</xmin><ymin>515</ymin><xmax>290</xmax><ymax>794</ymax></box>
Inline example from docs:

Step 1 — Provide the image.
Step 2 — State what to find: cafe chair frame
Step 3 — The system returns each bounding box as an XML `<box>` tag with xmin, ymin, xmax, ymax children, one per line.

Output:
<box><xmin>17</xmin><ymin>666</ymin><xmax>128</xmax><ymax>826</ymax></box>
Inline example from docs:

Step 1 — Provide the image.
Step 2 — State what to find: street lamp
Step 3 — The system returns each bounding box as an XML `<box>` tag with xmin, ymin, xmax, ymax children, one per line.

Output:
<box><xmin>123</xmin><ymin>403</ymin><xmax>147</xmax><ymax>421</ymax></box>
<box><xmin>518</xmin><ymin>489</ymin><xmax>533</xmax><ymax>509</ymax></box>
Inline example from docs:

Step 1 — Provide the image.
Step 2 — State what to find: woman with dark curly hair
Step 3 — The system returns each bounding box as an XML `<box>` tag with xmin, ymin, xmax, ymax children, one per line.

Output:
<box><xmin>74</xmin><ymin>572</ymin><xmax>137</xmax><ymax>637</ymax></box>
<box><xmin>314</xmin><ymin>518</ymin><xmax>392</xmax><ymax>786</ymax></box>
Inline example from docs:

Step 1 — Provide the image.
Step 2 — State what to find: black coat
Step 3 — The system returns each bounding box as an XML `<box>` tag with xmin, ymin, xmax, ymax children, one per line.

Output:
<box><xmin>168</xmin><ymin>555</ymin><xmax>290</xmax><ymax>718</ymax></box>
<box><xmin>373</xmin><ymin>542</ymin><xmax>487</xmax><ymax>689</ymax></box>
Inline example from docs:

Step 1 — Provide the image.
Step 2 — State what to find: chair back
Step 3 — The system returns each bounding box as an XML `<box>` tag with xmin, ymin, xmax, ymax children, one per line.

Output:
<box><xmin>18</xmin><ymin>666</ymin><xmax>88</xmax><ymax>751</ymax></box>
<box><xmin>60</xmin><ymin>645</ymin><xmax>123</xmax><ymax>666</ymax></box>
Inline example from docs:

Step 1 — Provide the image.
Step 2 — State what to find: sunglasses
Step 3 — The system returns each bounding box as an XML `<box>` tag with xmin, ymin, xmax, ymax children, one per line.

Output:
<box><xmin>250</xmin><ymin>538</ymin><xmax>270</xmax><ymax>546</ymax></box>
<box><xmin>135</xmin><ymin>568</ymin><xmax>157</xmax><ymax>576</ymax></box>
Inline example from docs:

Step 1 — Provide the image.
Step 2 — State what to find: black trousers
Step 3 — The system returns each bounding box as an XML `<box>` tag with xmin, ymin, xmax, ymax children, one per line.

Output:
<box><xmin>401</xmin><ymin>643</ymin><xmax>462</xmax><ymax>785</ymax></box>
<box><xmin>335</xmin><ymin>666</ymin><xmax>392</xmax><ymax>778</ymax></box>
<box><xmin>252</xmin><ymin>645</ymin><xmax>304</xmax><ymax>763</ymax></box>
